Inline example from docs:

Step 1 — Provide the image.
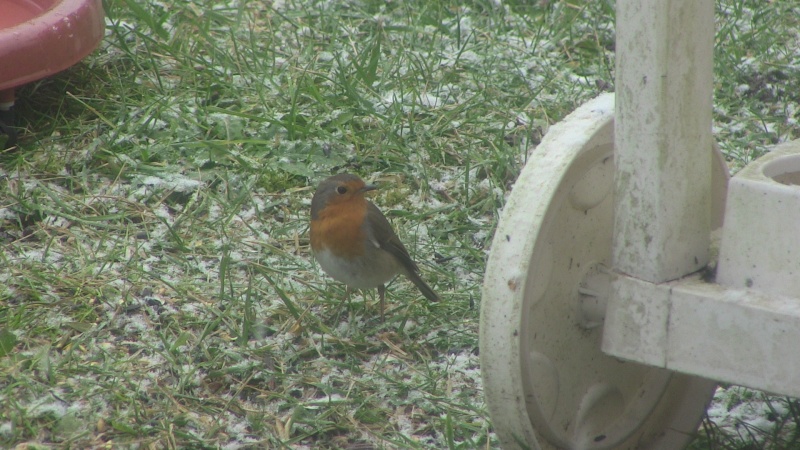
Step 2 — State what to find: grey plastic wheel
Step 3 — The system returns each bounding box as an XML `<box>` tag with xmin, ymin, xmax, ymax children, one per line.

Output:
<box><xmin>481</xmin><ymin>94</ymin><xmax>723</xmax><ymax>450</ymax></box>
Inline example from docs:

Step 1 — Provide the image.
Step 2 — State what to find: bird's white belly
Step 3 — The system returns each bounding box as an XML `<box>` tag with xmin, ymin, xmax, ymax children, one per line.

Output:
<box><xmin>314</xmin><ymin>248</ymin><xmax>400</xmax><ymax>289</ymax></box>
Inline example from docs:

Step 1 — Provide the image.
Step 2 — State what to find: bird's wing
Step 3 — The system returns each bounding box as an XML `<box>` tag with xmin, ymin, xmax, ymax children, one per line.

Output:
<box><xmin>365</xmin><ymin>201</ymin><xmax>420</xmax><ymax>273</ymax></box>
<box><xmin>365</xmin><ymin>201</ymin><xmax>439</xmax><ymax>302</ymax></box>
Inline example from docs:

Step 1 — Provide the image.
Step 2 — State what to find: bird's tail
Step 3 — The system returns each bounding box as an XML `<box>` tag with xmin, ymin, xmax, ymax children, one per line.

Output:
<box><xmin>406</xmin><ymin>271</ymin><xmax>439</xmax><ymax>302</ymax></box>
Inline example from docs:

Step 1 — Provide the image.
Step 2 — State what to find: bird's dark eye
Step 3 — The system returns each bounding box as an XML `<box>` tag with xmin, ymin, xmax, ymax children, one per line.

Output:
<box><xmin>336</xmin><ymin>186</ymin><xmax>347</xmax><ymax>194</ymax></box>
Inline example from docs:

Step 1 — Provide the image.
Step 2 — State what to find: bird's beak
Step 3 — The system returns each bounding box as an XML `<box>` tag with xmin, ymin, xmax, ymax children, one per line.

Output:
<box><xmin>360</xmin><ymin>184</ymin><xmax>377</xmax><ymax>193</ymax></box>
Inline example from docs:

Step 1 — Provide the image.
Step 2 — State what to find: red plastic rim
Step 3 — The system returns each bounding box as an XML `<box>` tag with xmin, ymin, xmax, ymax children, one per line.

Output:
<box><xmin>0</xmin><ymin>0</ymin><xmax>105</xmax><ymax>91</ymax></box>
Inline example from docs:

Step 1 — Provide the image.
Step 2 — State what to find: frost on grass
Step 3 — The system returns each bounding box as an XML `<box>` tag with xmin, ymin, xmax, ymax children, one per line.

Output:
<box><xmin>3</xmin><ymin>0</ymin><xmax>796</xmax><ymax>448</ymax></box>
<box><xmin>2</xmin><ymin>149</ymin><xmax>489</xmax><ymax>448</ymax></box>
<box><xmin>702</xmin><ymin>386</ymin><xmax>800</xmax><ymax>447</ymax></box>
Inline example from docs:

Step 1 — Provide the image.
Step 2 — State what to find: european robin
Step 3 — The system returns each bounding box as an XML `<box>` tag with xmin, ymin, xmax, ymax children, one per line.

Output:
<box><xmin>310</xmin><ymin>173</ymin><xmax>439</xmax><ymax>319</ymax></box>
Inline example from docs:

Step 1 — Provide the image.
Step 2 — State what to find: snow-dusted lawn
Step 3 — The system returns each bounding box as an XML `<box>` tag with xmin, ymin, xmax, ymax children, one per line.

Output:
<box><xmin>1</xmin><ymin>0</ymin><xmax>798</xmax><ymax>448</ymax></box>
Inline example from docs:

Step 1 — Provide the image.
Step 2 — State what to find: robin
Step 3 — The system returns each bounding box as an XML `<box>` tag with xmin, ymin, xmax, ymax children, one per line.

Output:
<box><xmin>310</xmin><ymin>173</ymin><xmax>439</xmax><ymax>319</ymax></box>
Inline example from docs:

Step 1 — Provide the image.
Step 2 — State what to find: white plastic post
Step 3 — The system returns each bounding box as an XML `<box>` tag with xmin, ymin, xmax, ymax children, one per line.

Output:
<box><xmin>613</xmin><ymin>0</ymin><xmax>715</xmax><ymax>282</ymax></box>
<box><xmin>605</xmin><ymin>0</ymin><xmax>800</xmax><ymax>398</ymax></box>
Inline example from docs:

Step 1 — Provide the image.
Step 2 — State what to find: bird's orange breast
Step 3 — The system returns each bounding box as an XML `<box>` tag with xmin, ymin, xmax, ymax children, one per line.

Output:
<box><xmin>310</xmin><ymin>200</ymin><xmax>369</xmax><ymax>258</ymax></box>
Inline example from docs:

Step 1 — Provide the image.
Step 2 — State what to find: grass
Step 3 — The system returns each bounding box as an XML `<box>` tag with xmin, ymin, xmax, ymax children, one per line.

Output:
<box><xmin>713</xmin><ymin>0</ymin><xmax>800</xmax><ymax>169</ymax></box>
<box><xmin>0</xmin><ymin>0</ymin><xmax>798</xmax><ymax>448</ymax></box>
<box><xmin>690</xmin><ymin>386</ymin><xmax>800</xmax><ymax>450</ymax></box>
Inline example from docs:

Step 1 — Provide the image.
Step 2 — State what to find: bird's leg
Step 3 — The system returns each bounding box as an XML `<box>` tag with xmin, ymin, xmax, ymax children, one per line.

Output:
<box><xmin>344</xmin><ymin>286</ymin><xmax>353</xmax><ymax>305</ymax></box>
<box><xmin>343</xmin><ymin>286</ymin><xmax>355</xmax><ymax>321</ymax></box>
<box><xmin>378</xmin><ymin>285</ymin><xmax>386</xmax><ymax>322</ymax></box>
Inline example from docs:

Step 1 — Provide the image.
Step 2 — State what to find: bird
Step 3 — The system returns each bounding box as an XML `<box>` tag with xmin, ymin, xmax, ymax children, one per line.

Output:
<box><xmin>310</xmin><ymin>173</ymin><xmax>439</xmax><ymax>319</ymax></box>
